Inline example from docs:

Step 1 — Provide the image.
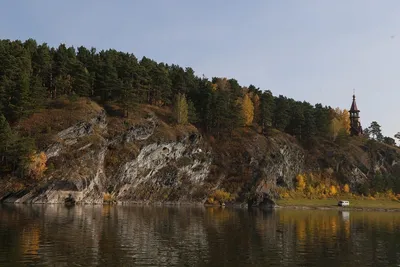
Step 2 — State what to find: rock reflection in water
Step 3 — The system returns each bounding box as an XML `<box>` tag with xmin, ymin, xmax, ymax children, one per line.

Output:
<box><xmin>0</xmin><ymin>205</ymin><xmax>399</xmax><ymax>266</ymax></box>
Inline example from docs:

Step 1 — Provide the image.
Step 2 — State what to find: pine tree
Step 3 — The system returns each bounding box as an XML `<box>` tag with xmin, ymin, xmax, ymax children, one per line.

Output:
<box><xmin>369</xmin><ymin>121</ymin><xmax>383</xmax><ymax>141</ymax></box>
<box><xmin>169</xmin><ymin>64</ymin><xmax>186</xmax><ymax>95</ymax></box>
<box><xmin>118</xmin><ymin>82</ymin><xmax>137</xmax><ymax>117</ymax></box>
<box><xmin>95</xmin><ymin>58</ymin><xmax>119</xmax><ymax>102</ymax></box>
<box><xmin>30</xmin><ymin>76</ymin><xmax>47</xmax><ymax>109</ymax></box>
<box><xmin>9</xmin><ymin>137</ymin><xmax>36</xmax><ymax>178</ymax></box>
<box><xmin>252</xmin><ymin>94</ymin><xmax>260</xmax><ymax>124</ymax></box>
<box><xmin>228</xmin><ymin>78</ymin><xmax>242</xmax><ymax>98</ymax></box>
<box><xmin>187</xmin><ymin>99</ymin><xmax>198</xmax><ymax>123</ymax></box>
<box><xmin>273</xmin><ymin>95</ymin><xmax>290</xmax><ymax>131</ymax></box>
<box><xmin>287</xmin><ymin>102</ymin><xmax>305</xmax><ymax>138</ymax></box>
<box><xmin>32</xmin><ymin>43</ymin><xmax>52</xmax><ymax>96</ymax></box>
<box><xmin>71</xmin><ymin>62</ymin><xmax>91</xmax><ymax>96</ymax></box>
<box><xmin>302</xmin><ymin>102</ymin><xmax>316</xmax><ymax>141</ymax></box>
<box><xmin>314</xmin><ymin>104</ymin><xmax>331</xmax><ymax>137</ymax></box>
<box><xmin>206</xmin><ymin>90</ymin><xmax>233</xmax><ymax>137</ymax></box>
<box><xmin>383</xmin><ymin>136</ymin><xmax>396</xmax><ymax>146</ymax></box>
<box><xmin>364</xmin><ymin>127</ymin><xmax>371</xmax><ymax>139</ymax></box>
<box><xmin>152</xmin><ymin>63</ymin><xmax>172</xmax><ymax>106</ymax></box>
<box><xmin>259</xmin><ymin>90</ymin><xmax>274</xmax><ymax>130</ymax></box>
<box><xmin>54</xmin><ymin>74</ymin><xmax>73</xmax><ymax>96</ymax></box>
<box><xmin>9</xmin><ymin>72</ymin><xmax>31</xmax><ymax>120</ymax></box>
<box><xmin>0</xmin><ymin>114</ymin><xmax>13</xmax><ymax>162</ymax></box>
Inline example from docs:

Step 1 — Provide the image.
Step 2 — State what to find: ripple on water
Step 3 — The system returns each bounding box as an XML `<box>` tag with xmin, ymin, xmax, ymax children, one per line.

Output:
<box><xmin>0</xmin><ymin>205</ymin><xmax>400</xmax><ymax>266</ymax></box>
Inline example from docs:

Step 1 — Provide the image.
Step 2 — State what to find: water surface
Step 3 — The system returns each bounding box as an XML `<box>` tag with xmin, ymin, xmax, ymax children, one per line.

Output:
<box><xmin>0</xmin><ymin>204</ymin><xmax>399</xmax><ymax>266</ymax></box>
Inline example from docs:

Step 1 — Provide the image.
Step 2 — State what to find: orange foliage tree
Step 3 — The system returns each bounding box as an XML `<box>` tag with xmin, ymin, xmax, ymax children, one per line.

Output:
<box><xmin>329</xmin><ymin>185</ymin><xmax>338</xmax><ymax>195</ymax></box>
<box><xmin>343</xmin><ymin>184</ymin><xmax>350</xmax><ymax>193</ymax></box>
<box><xmin>296</xmin><ymin>174</ymin><xmax>306</xmax><ymax>191</ymax></box>
<box><xmin>29</xmin><ymin>152</ymin><xmax>47</xmax><ymax>179</ymax></box>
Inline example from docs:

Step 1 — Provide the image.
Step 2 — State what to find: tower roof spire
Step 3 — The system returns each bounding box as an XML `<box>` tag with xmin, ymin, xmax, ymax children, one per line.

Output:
<box><xmin>350</xmin><ymin>90</ymin><xmax>359</xmax><ymax>112</ymax></box>
<box><xmin>349</xmin><ymin>90</ymin><xmax>362</xmax><ymax>136</ymax></box>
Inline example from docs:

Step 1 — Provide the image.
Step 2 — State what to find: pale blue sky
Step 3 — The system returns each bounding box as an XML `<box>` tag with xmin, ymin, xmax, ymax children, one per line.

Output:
<box><xmin>1</xmin><ymin>1</ymin><xmax>399</xmax><ymax>138</ymax></box>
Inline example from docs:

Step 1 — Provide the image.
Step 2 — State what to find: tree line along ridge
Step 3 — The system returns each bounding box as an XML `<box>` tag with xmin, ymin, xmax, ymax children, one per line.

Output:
<box><xmin>0</xmin><ymin>38</ymin><xmax>398</xmax><ymax>180</ymax></box>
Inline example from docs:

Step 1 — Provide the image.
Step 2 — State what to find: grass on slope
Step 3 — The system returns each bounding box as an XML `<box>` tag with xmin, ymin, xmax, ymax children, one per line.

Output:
<box><xmin>17</xmin><ymin>97</ymin><xmax>102</xmax><ymax>149</ymax></box>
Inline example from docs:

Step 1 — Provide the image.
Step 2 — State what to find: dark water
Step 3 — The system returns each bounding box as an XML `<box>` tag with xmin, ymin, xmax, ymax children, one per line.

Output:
<box><xmin>0</xmin><ymin>205</ymin><xmax>400</xmax><ymax>267</ymax></box>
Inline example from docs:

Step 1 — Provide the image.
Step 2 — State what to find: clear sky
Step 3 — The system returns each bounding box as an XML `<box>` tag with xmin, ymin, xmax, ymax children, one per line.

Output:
<box><xmin>1</xmin><ymin>0</ymin><xmax>399</xmax><ymax>138</ymax></box>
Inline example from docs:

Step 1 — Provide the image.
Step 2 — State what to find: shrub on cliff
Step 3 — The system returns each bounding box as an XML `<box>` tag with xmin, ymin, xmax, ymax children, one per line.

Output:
<box><xmin>296</xmin><ymin>174</ymin><xmax>306</xmax><ymax>191</ymax></box>
<box><xmin>208</xmin><ymin>189</ymin><xmax>234</xmax><ymax>204</ymax></box>
<box><xmin>28</xmin><ymin>152</ymin><xmax>47</xmax><ymax>179</ymax></box>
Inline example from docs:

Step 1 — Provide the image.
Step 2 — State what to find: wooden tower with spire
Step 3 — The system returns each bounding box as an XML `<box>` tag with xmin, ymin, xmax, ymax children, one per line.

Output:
<box><xmin>349</xmin><ymin>91</ymin><xmax>363</xmax><ymax>136</ymax></box>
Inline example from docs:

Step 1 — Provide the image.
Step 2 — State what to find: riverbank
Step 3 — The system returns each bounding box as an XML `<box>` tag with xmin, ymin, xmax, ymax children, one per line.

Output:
<box><xmin>275</xmin><ymin>198</ymin><xmax>400</xmax><ymax>212</ymax></box>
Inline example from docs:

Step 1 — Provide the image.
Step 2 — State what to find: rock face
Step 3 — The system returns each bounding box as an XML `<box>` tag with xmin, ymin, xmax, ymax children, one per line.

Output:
<box><xmin>2</xmin><ymin>106</ymin><xmax>400</xmax><ymax>205</ymax></box>
<box><xmin>2</xmin><ymin>111</ymin><xmax>214</xmax><ymax>204</ymax></box>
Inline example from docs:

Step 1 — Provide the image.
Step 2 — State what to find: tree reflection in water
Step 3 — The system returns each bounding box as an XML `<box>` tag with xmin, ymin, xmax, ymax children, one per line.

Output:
<box><xmin>0</xmin><ymin>205</ymin><xmax>399</xmax><ymax>266</ymax></box>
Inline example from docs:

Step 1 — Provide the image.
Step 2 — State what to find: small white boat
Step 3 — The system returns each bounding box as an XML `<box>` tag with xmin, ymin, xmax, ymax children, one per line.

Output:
<box><xmin>338</xmin><ymin>200</ymin><xmax>350</xmax><ymax>207</ymax></box>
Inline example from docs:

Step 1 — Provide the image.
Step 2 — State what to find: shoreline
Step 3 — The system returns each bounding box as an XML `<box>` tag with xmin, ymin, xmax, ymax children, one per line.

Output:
<box><xmin>2</xmin><ymin>201</ymin><xmax>400</xmax><ymax>212</ymax></box>
<box><xmin>275</xmin><ymin>198</ymin><xmax>400</xmax><ymax>212</ymax></box>
<box><xmin>273</xmin><ymin>204</ymin><xmax>400</xmax><ymax>212</ymax></box>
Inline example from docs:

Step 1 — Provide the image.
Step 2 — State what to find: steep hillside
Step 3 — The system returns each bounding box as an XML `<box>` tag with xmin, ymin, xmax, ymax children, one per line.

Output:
<box><xmin>1</xmin><ymin>98</ymin><xmax>400</xmax><ymax>205</ymax></box>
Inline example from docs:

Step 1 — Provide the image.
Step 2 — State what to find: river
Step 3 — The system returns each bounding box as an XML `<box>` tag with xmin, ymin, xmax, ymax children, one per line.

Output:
<box><xmin>0</xmin><ymin>204</ymin><xmax>399</xmax><ymax>266</ymax></box>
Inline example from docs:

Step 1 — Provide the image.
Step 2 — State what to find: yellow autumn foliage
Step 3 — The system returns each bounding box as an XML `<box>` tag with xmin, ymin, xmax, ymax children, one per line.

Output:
<box><xmin>385</xmin><ymin>189</ymin><xmax>397</xmax><ymax>200</ymax></box>
<box><xmin>174</xmin><ymin>93</ymin><xmax>188</xmax><ymax>125</ymax></box>
<box><xmin>280</xmin><ymin>172</ymin><xmax>398</xmax><ymax>201</ymax></box>
<box><xmin>331</xmin><ymin>108</ymin><xmax>351</xmax><ymax>138</ymax></box>
<box><xmin>340</xmin><ymin>109</ymin><xmax>350</xmax><ymax>134</ymax></box>
<box><xmin>210</xmin><ymin>189</ymin><xmax>233</xmax><ymax>204</ymax></box>
<box><xmin>103</xmin><ymin>193</ymin><xmax>116</xmax><ymax>203</ymax></box>
<box><xmin>21</xmin><ymin>224</ymin><xmax>40</xmax><ymax>257</ymax></box>
<box><xmin>330</xmin><ymin>117</ymin><xmax>342</xmax><ymax>140</ymax></box>
<box><xmin>280</xmin><ymin>191</ymin><xmax>290</xmax><ymax>198</ymax></box>
<box><xmin>29</xmin><ymin>152</ymin><xmax>47</xmax><ymax>179</ymax></box>
<box><xmin>280</xmin><ymin>171</ymin><xmax>400</xmax><ymax>200</ymax></box>
<box><xmin>207</xmin><ymin>196</ymin><xmax>215</xmax><ymax>204</ymax></box>
<box><xmin>296</xmin><ymin>174</ymin><xmax>306</xmax><ymax>191</ymax></box>
<box><xmin>329</xmin><ymin>185</ymin><xmax>337</xmax><ymax>195</ymax></box>
<box><xmin>343</xmin><ymin>184</ymin><xmax>350</xmax><ymax>193</ymax></box>
<box><xmin>242</xmin><ymin>93</ymin><xmax>254</xmax><ymax>126</ymax></box>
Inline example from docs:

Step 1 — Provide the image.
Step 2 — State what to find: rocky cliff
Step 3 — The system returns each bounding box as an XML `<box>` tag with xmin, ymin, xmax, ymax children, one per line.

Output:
<box><xmin>1</xmin><ymin>100</ymin><xmax>400</xmax><ymax>205</ymax></box>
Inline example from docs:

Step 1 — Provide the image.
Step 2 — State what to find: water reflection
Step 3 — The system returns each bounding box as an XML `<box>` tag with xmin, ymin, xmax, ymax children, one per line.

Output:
<box><xmin>0</xmin><ymin>204</ymin><xmax>399</xmax><ymax>266</ymax></box>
